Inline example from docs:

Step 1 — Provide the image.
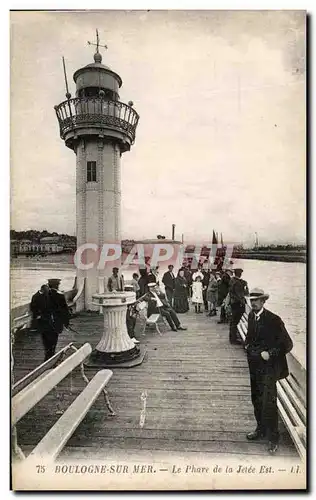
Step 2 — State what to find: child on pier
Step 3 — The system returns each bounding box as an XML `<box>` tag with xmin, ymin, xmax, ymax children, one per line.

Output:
<box><xmin>192</xmin><ymin>275</ymin><xmax>204</xmax><ymax>313</ymax></box>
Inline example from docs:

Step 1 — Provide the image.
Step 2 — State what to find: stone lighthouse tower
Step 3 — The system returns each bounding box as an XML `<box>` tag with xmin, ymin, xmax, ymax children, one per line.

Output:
<box><xmin>55</xmin><ymin>33</ymin><xmax>139</xmax><ymax>311</ymax></box>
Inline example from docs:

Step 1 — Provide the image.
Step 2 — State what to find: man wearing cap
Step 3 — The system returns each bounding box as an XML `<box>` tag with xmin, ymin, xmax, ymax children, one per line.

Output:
<box><xmin>146</xmin><ymin>283</ymin><xmax>187</xmax><ymax>332</ymax></box>
<box><xmin>245</xmin><ymin>288</ymin><xmax>293</xmax><ymax>454</ymax></box>
<box><xmin>107</xmin><ymin>267</ymin><xmax>125</xmax><ymax>292</ymax></box>
<box><xmin>228</xmin><ymin>268</ymin><xmax>249</xmax><ymax>344</ymax></box>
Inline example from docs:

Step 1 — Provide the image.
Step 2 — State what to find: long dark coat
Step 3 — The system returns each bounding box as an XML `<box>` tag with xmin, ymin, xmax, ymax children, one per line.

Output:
<box><xmin>49</xmin><ymin>289</ymin><xmax>70</xmax><ymax>334</ymax></box>
<box><xmin>245</xmin><ymin>308</ymin><xmax>293</xmax><ymax>380</ymax></box>
<box><xmin>218</xmin><ymin>273</ymin><xmax>231</xmax><ymax>304</ymax></box>
<box><xmin>173</xmin><ymin>277</ymin><xmax>189</xmax><ymax>313</ymax></box>
<box><xmin>30</xmin><ymin>291</ymin><xmax>54</xmax><ymax>332</ymax></box>
<box><xmin>162</xmin><ymin>271</ymin><xmax>175</xmax><ymax>291</ymax></box>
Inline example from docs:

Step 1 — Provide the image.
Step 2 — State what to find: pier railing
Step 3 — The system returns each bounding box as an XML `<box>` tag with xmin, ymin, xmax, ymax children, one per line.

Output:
<box><xmin>54</xmin><ymin>98</ymin><xmax>139</xmax><ymax>143</ymax></box>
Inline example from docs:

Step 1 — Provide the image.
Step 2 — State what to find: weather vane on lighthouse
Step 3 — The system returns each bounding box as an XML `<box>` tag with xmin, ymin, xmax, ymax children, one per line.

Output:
<box><xmin>88</xmin><ymin>29</ymin><xmax>108</xmax><ymax>55</ymax></box>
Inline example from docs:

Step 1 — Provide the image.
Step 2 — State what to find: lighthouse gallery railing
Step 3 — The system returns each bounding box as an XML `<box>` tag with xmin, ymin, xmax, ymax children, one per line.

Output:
<box><xmin>55</xmin><ymin>98</ymin><xmax>139</xmax><ymax>143</ymax></box>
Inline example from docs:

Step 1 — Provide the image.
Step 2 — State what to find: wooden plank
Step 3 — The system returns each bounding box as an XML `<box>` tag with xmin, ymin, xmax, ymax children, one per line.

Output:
<box><xmin>64</xmin><ymin>437</ymin><xmax>297</xmax><ymax>457</ymax></box>
<box><xmin>26</xmin><ymin>369</ymin><xmax>112</xmax><ymax>461</ymax></box>
<box><xmin>21</xmin><ymin>427</ymin><xmax>293</xmax><ymax>444</ymax></box>
<box><xmin>12</xmin><ymin>343</ymin><xmax>92</xmax><ymax>425</ymax></box>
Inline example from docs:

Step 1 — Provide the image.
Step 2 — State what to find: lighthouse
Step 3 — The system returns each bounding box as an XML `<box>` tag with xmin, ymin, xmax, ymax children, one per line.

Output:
<box><xmin>54</xmin><ymin>32</ymin><xmax>139</xmax><ymax>311</ymax></box>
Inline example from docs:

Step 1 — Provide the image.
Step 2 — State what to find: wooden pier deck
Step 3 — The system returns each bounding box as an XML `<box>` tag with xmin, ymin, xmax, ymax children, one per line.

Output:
<box><xmin>13</xmin><ymin>309</ymin><xmax>297</xmax><ymax>461</ymax></box>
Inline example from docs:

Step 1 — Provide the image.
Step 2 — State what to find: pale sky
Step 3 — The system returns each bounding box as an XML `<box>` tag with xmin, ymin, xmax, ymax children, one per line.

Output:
<box><xmin>10</xmin><ymin>10</ymin><xmax>306</xmax><ymax>246</ymax></box>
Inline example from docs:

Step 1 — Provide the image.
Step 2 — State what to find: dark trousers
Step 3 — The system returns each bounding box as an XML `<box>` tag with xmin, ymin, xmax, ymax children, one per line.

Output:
<box><xmin>41</xmin><ymin>329</ymin><xmax>59</xmax><ymax>361</ymax></box>
<box><xmin>229</xmin><ymin>302</ymin><xmax>245</xmax><ymax>342</ymax></box>
<box><xmin>161</xmin><ymin>307</ymin><xmax>180</xmax><ymax>330</ymax></box>
<box><xmin>203</xmin><ymin>289</ymin><xmax>208</xmax><ymax>311</ymax></box>
<box><xmin>248</xmin><ymin>360</ymin><xmax>279</xmax><ymax>443</ymax></box>
<box><xmin>165</xmin><ymin>288</ymin><xmax>174</xmax><ymax>308</ymax></box>
<box><xmin>126</xmin><ymin>310</ymin><xmax>136</xmax><ymax>338</ymax></box>
<box><xmin>220</xmin><ymin>304</ymin><xmax>227</xmax><ymax>322</ymax></box>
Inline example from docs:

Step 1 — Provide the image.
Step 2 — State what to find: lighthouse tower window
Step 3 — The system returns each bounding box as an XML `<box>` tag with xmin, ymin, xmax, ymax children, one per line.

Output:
<box><xmin>87</xmin><ymin>161</ymin><xmax>97</xmax><ymax>182</ymax></box>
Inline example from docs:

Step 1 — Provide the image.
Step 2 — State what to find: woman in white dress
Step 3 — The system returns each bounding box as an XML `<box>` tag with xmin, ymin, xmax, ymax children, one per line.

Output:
<box><xmin>192</xmin><ymin>275</ymin><xmax>204</xmax><ymax>313</ymax></box>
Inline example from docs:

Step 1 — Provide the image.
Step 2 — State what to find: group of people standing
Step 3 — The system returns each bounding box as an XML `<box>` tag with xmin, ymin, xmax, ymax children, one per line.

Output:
<box><xmin>129</xmin><ymin>263</ymin><xmax>250</xmax><ymax>344</ymax></box>
<box><xmin>130</xmin><ymin>263</ymin><xmax>248</xmax><ymax>332</ymax></box>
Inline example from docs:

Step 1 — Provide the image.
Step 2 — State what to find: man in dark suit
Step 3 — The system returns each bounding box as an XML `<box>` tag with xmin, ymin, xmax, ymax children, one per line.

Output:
<box><xmin>162</xmin><ymin>265</ymin><xmax>176</xmax><ymax>306</ymax></box>
<box><xmin>146</xmin><ymin>282</ymin><xmax>187</xmax><ymax>332</ymax></box>
<box><xmin>202</xmin><ymin>269</ymin><xmax>210</xmax><ymax>312</ymax></box>
<box><xmin>245</xmin><ymin>287</ymin><xmax>293</xmax><ymax>454</ymax></box>
<box><xmin>229</xmin><ymin>268</ymin><xmax>249</xmax><ymax>344</ymax></box>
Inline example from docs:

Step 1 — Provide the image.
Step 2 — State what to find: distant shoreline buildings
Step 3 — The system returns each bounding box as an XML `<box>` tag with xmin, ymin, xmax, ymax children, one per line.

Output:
<box><xmin>10</xmin><ymin>231</ymin><xmax>76</xmax><ymax>256</ymax></box>
<box><xmin>10</xmin><ymin>230</ymin><xmax>306</xmax><ymax>263</ymax></box>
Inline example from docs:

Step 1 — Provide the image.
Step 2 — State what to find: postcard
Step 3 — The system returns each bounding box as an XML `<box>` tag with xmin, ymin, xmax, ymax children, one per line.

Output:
<box><xmin>10</xmin><ymin>9</ymin><xmax>306</xmax><ymax>491</ymax></box>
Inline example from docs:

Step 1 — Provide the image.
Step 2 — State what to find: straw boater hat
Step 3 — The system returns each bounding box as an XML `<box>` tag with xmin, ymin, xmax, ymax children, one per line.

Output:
<box><xmin>148</xmin><ymin>282</ymin><xmax>158</xmax><ymax>288</ymax></box>
<box><xmin>249</xmin><ymin>287</ymin><xmax>269</xmax><ymax>301</ymax></box>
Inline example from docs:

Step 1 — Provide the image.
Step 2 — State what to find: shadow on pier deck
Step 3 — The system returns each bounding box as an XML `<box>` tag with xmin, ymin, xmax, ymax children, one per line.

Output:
<box><xmin>13</xmin><ymin>310</ymin><xmax>297</xmax><ymax>461</ymax></box>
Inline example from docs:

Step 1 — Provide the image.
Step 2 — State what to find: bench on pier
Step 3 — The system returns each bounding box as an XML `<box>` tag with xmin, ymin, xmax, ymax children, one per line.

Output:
<box><xmin>238</xmin><ymin>311</ymin><xmax>306</xmax><ymax>461</ymax></box>
<box><xmin>12</xmin><ymin>342</ymin><xmax>115</xmax><ymax>462</ymax></box>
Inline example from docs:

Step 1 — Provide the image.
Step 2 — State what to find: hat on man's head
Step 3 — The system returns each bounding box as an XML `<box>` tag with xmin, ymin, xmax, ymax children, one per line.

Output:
<box><xmin>48</xmin><ymin>278</ymin><xmax>61</xmax><ymax>288</ymax></box>
<box><xmin>224</xmin><ymin>268</ymin><xmax>234</xmax><ymax>275</ymax></box>
<box><xmin>148</xmin><ymin>282</ymin><xmax>158</xmax><ymax>288</ymax></box>
<box><xmin>234</xmin><ymin>268</ymin><xmax>243</xmax><ymax>273</ymax></box>
<box><xmin>249</xmin><ymin>287</ymin><xmax>269</xmax><ymax>301</ymax></box>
